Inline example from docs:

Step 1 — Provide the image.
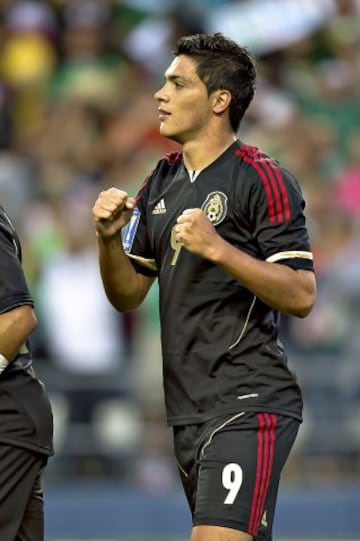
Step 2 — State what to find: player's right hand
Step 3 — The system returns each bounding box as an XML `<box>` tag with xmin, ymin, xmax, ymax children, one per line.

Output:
<box><xmin>92</xmin><ymin>188</ymin><xmax>136</xmax><ymax>239</ymax></box>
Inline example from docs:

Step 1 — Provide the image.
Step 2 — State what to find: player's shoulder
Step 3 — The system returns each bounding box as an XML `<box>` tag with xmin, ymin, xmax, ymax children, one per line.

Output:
<box><xmin>146</xmin><ymin>151</ymin><xmax>183</xmax><ymax>188</ymax></box>
<box><xmin>136</xmin><ymin>151</ymin><xmax>183</xmax><ymax>201</ymax></box>
<box><xmin>0</xmin><ymin>207</ymin><xmax>22</xmax><ymax>261</ymax></box>
<box><xmin>0</xmin><ymin>205</ymin><xmax>6</xmax><ymax>225</ymax></box>
<box><xmin>0</xmin><ymin>206</ymin><xmax>14</xmax><ymax>240</ymax></box>
<box><xmin>235</xmin><ymin>141</ymin><xmax>300</xmax><ymax>190</ymax></box>
<box><xmin>236</xmin><ymin>141</ymin><xmax>282</xmax><ymax>171</ymax></box>
<box><xmin>156</xmin><ymin>151</ymin><xmax>183</xmax><ymax>173</ymax></box>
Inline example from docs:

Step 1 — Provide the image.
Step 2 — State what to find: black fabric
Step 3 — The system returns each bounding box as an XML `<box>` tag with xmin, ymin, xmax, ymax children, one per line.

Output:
<box><xmin>0</xmin><ymin>206</ymin><xmax>32</xmax><ymax>312</ymax></box>
<box><xmin>123</xmin><ymin>140</ymin><xmax>314</xmax><ymax>425</ymax></box>
<box><xmin>0</xmin><ymin>206</ymin><xmax>54</xmax><ymax>455</ymax></box>
<box><xmin>0</xmin><ymin>443</ymin><xmax>47</xmax><ymax>541</ymax></box>
<box><xmin>174</xmin><ymin>411</ymin><xmax>299</xmax><ymax>540</ymax></box>
<box><xmin>0</xmin><ymin>369</ymin><xmax>53</xmax><ymax>456</ymax></box>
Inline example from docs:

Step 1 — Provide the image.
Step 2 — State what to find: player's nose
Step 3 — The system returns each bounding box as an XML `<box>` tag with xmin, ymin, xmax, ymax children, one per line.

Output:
<box><xmin>154</xmin><ymin>84</ymin><xmax>168</xmax><ymax>102</ymax></box>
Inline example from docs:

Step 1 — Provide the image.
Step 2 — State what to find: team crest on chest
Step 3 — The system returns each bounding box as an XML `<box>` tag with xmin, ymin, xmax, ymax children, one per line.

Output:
<box><xmin>201</xmin><ymin>191</ymin><xmax>228</xmax><ymax>226</ymax></box>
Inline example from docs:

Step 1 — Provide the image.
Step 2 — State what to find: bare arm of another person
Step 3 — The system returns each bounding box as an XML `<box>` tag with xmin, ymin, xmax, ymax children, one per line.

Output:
<box><xmin>175</xmin><ymin>209</ymin><xmax>316</xmax><ymax>318</ymax></box>
<box><xmin>0</xmin><ymin>305</ymin><xmax>37</xmax><ymax>362</ymax></box>
<box><xmin>92</xmin><ymin>188</ymin><xmax>154</xmax><ymax>312</ymax></box>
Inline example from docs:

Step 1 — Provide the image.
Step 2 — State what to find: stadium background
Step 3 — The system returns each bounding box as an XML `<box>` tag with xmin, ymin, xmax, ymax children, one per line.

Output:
<box><xmin>0</xmin><ymin>0</ymin><xmax>360</xmax><ymax>539</ymax></box>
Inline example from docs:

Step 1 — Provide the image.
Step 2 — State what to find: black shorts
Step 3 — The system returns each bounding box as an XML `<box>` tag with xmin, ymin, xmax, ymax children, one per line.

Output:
<box><xmin>173</xmin><ymin>411</ymin><xmax>300</xmax><ymax>540</ymax></box>
<box><xmin>0</xmin><ymin>443</ymin><xmax>48</xmax><ymax>541</ymax></box>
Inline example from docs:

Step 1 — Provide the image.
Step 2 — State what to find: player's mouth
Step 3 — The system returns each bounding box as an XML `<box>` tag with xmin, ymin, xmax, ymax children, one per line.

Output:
<box><xmin>158</xmin><ymin>109</ymin><xmax>171</xmax><ymax>121</ymax></box>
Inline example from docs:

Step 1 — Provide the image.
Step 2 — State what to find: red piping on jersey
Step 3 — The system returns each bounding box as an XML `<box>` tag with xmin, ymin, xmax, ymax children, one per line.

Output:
<box><xmin>135</xmin><ymin>176</ymin><xmax>150</xmax><ymax>203</ymax></box>
<box><xmin>248</xmin><ymin>413</ymin><xmax>277</xmax><ymax>536</ymax></box>
<box><xmin>236</xmin><ymin>146</ymin><xmax>291</xmax><ymax>223</ymax></box>
<box><xmin>164</xmin><ymin>152</ymin><xmax>183</xmax><ymax>165</ymax></box>
<box><xmin>135</xmin><ymin>153</ymin><xmax>182</xmax><ymax>203</ymax></box>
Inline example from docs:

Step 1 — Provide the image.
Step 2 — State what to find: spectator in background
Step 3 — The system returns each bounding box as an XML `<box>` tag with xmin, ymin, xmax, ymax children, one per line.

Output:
<box><xmin>38</xmin><ymin>182</ymin><xmax>132</xmax><ymax>474</ymax></box>
<box><xmin>39</xmin><ymin>182</ymin><xmax>127</xmax><ymax>376</ymax></box>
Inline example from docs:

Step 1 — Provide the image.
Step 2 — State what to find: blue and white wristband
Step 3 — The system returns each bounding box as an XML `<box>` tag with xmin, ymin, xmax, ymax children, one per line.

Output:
<box><xmin>0</xmin><ymin>353</ymin><xmax>9</xmax><ymax>374</ymax></box>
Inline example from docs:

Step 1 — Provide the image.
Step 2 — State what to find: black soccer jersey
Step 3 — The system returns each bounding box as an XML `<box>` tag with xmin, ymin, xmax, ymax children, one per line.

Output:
<box><xmin>0</xmin><ymin>206</ymin><xmax>53</xmax><ymax>455</ymax></box>
<box><xmin>0</xmin><ymin>206</ymin><xmax>34</xmax><ymax>335</ymax></box>
<box><xmin>123</xmin><ymin>140</ymin><xmax>314</xmax><ymax>425</ymax></box>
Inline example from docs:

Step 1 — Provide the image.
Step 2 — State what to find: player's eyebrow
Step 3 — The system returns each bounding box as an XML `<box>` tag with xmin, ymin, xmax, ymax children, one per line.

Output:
<box><xmin>165</xmin><ymin>73</ymin><xmax>193</xmax><ymax>85</ymax></box>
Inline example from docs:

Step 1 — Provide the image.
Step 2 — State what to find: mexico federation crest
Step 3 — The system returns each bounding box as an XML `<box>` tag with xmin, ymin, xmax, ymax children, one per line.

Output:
<box><xmin>201</xmin><ymin>191</ymin><xmax>228</xmax><ymax>226</ymax></box>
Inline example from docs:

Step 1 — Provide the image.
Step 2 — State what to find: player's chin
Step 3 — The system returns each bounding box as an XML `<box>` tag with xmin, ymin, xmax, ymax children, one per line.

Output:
<box><xmin>159</xmin><ymin>123</ymin><xmax>172</xmax><ymax>135</ymax></box>
<box><xmin>160</xmin><ymin>126</ymin><xmax>181</xmax><ymax>143</ymax></box>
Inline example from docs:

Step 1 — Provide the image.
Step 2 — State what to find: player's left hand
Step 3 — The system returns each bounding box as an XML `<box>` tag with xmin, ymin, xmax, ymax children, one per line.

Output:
<box><xmin>175</xmin><ymin>208</ymin><xmax>221</xmax><ymax>260</ymax></box>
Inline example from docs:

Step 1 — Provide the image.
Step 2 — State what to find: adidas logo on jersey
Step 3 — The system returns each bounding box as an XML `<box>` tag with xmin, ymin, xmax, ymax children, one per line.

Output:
<box><xmin>152</xmin><ymin>198</ymin><xmax>166</xmax><ymax>214</ymax></box>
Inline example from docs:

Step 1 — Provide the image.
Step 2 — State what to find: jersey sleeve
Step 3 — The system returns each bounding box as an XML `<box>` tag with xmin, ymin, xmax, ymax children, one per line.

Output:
<box><xmin>122</xmin><ymin>174</ymin><xmax>158</xmax><ymax>277</ymax></box>
<box><xmin>0</xmin><ymin>226</ymin><xmax>34</xmax><ymax>314</ymax></box>
<box><xmin>248</xmin><ymin>162</ymin><xmax>314</xmax><ymax>271</ymax></box>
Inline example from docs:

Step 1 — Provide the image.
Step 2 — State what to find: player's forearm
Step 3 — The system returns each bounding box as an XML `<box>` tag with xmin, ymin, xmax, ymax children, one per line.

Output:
<box><xmin>0</xmin><ymin>305</ymin><xmax>36</xmax><ymax>361</ymax></box>
<box><xmin>209</xmin><ymin>236</ymin><xmax>316</xmax><ymax>317</ymax></box>
<box><xmin>97</xmin><ymin>234</ymin><xmax>148</xmax><ymax>312</ymax></box>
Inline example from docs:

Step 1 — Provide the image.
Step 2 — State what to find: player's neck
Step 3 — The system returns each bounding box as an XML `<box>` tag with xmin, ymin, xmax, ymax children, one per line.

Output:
<box><xmin>182</xmin><ymin>131</ymin><xmax>237</xmax><ymax>171</ymax></box>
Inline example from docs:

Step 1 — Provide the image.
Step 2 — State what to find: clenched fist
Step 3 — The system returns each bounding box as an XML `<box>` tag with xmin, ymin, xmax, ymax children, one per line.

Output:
<box><xmin>174</xmin><ymin>208</ymin><xmax>221</xmax><ymax>261</ymax></box>
<box><xmin>92</xmin><ymin>188</ymin><xmax>136</xmax><ymax>238</ymax></box>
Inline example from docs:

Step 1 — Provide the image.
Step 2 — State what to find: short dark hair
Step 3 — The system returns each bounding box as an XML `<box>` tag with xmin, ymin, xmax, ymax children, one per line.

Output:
<box><xmin>173</xmin><ymin>32</ymin><xmax>256</xmax><ymax>132</ymax></box>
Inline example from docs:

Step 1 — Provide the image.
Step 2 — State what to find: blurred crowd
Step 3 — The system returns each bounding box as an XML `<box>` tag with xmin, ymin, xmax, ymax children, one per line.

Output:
<box><xmin>0</xmin><ymin>0</ymin><xmax>360</xmax><ymax>488</ymax></box>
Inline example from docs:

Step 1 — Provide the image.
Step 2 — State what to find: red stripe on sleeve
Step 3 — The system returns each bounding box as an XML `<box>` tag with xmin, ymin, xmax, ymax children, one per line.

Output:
<box><xmin>268</xmin><ymin>161</ymin><xmax>291</xmax><ymax>220</ymax></box>
<box><xmin>236</xmin><ymin>150</ymin><xmax>276</xmax><ymax>224</ymax></box>
<box><xmin>257</xmin><ymin>157</ymin><xmax>284</xmax><ymax>222</ymax></box>
<box><xmin>238</xmin><ymin>145</ymin><xmax>291</xmax><ymax>223</ymax></box>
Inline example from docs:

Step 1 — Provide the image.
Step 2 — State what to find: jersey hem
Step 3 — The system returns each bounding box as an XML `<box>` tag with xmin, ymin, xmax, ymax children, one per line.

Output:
<box><xmin>0</xmin><ymin>299</ymin><xmax>34</xmax><ymax>314</ymax></box>
<box><xmin>167</xmin><ymin>404</ymin><xmax>302</xmax><ymax>426</ymax></box>
<box><xmin>193</xmin><ymin>515</ymin><xmax>252</xmax><ymax>534</ymax></box>
<box><xmin>0</xmin><ymin>436</ymin><xmax>54</xmax><ymax>456</ymax></box>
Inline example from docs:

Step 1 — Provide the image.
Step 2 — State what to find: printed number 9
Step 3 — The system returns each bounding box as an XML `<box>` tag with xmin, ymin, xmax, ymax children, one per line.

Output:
<box><xmin>222</xmin><ymin>463</ymin><xmax>243</xmax><ymax>504</ymax></box>
<box><xmin>170</xmin><ymin>225</ymin><xmax>182</xmax><ymax>266</ymax></box>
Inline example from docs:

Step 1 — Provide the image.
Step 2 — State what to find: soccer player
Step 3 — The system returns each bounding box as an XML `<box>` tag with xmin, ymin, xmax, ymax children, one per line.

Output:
<box><xmin>0</xmin><ymin>205</ymin><xmax>53</xmax><ymax>541</ymax></box>
<box><xmin>92</xmin><ymin>33</ymin><xmax>316</xmax><ymax>541</ymax></box>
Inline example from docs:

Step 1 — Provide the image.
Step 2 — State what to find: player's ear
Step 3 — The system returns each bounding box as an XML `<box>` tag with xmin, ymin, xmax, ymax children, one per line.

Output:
<box><xmin>212</xmin><ymin>90</ymin><xmax>231</xmax><ymax>114</ymax></box>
